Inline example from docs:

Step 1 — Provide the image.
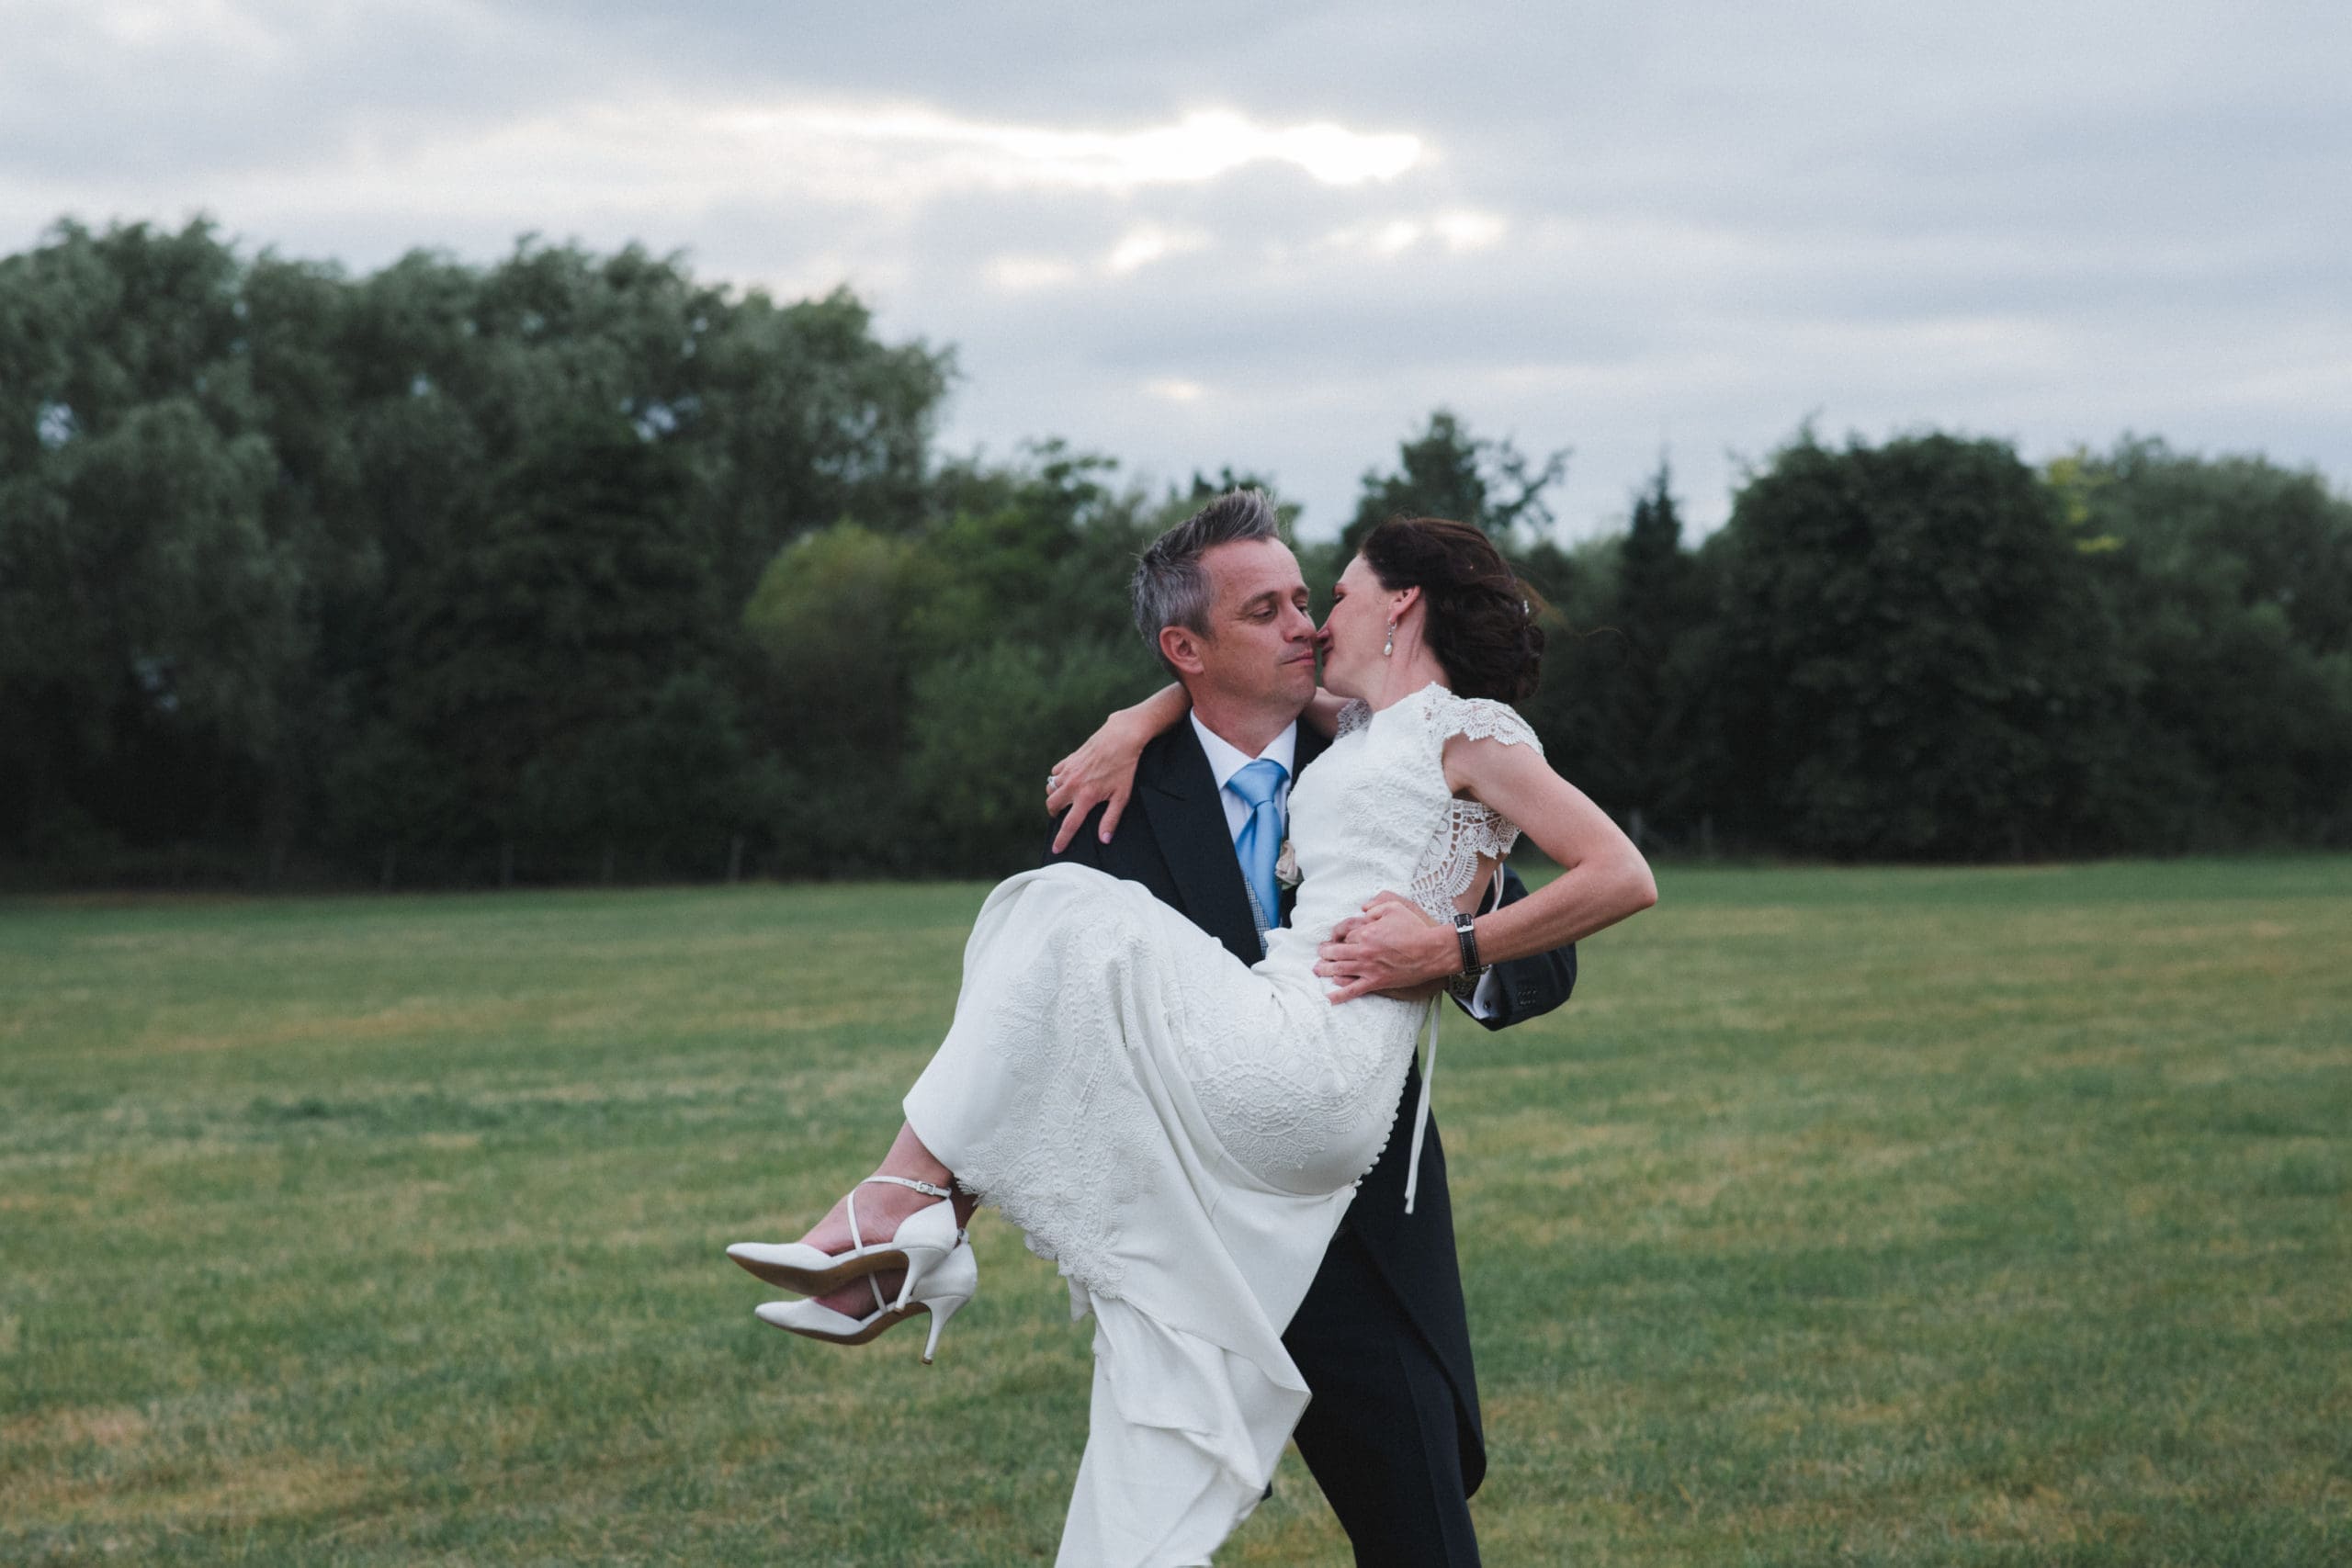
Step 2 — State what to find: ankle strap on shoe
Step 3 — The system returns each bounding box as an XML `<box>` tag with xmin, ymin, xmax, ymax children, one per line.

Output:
<box><xmin>860</xmin><ymin>1175</ymin><xmax>954</xmax><ymax>1200</ymax></box>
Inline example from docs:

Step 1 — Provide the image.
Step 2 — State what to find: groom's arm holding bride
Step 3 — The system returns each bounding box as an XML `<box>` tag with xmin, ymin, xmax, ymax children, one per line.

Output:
<box><xmin>1403</xmin><ymin>869</ymin><xmax>1578</xmax><ymax>1026</ymax></box>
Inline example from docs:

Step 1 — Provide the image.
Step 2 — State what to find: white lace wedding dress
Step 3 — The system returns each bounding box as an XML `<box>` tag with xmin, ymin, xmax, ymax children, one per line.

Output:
<box><xmin>902</xmin><ymin>684</ymin><xmax>1542</xmax><ymax>1566</ymax></box>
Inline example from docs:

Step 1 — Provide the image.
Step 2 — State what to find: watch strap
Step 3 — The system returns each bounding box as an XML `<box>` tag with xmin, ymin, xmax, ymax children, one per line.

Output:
<box><xmin>1450</xmin><ymin>909</ymin><xmax>1486</xmax><ymax>976</ymax></box>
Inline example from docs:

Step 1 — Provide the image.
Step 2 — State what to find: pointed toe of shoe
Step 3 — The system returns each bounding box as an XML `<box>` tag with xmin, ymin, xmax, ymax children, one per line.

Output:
<box><xmin>751</xmin><ymin>1298</ymin><xmax>801</xmax><ymax>1328</ymax></box>
<box><xmin>726</xmin><ymin>1240</ymin><xmax>831</xmax><ymax>1290</ymax></box>
<box><xmin>754</xmin><ymin>1298</ymin><xmax>865</xmax><ymax>1337</ymax></box>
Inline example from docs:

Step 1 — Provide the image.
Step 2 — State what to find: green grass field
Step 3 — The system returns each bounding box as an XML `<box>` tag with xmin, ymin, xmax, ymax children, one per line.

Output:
<box><xmin>4</xmin><ymin>859</ymin><xmax>2348</xmax><ymax>1565</ymax></box>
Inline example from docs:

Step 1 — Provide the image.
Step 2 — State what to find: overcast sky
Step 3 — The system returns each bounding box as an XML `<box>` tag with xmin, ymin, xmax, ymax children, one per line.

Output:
<box><xmin>7</xmin><ymin>1</ymin><xmax>2348</xmax><ymax>539</ymax></box>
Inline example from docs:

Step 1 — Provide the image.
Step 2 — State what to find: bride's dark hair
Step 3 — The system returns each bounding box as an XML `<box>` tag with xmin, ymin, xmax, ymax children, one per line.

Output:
<box><xmin>1358</xmin><ymin>517</ymin><xmax>1546</xmax><ymax>702</ymax></box>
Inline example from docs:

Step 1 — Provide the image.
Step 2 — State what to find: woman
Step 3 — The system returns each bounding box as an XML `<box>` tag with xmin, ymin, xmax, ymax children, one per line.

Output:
<box><xmin>728</xmin><ymin>517</ymin><xmax>1656</xmax><ymax>1566</ymax></box>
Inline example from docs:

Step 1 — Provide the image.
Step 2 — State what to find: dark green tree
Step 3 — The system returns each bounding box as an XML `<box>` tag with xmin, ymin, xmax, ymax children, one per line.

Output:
<box><xmin>1709</xmin><ymin>430</ymin><xmax>2134</xmax><ymax>859</ymax></box>
<box><xmin>14</xmin><ymin>213</ymin><xmax>2352</xmax><ymax>881</ymax></box>
<box><xmin>1340</xmin><ymin>409</ymin><xmax>1568</xmax><ymax>556</ymax></box>
<box><xmin>0</xmin><ymin>219</ymin><xmax>954</xmax><ymax>884</ymax></box>
<box><xmin>333</xmin><ymin>415</ymin><xmax>761</xmax><ymax>879</ymax></box>
<box><xmin>2050</xmin><ymin>439</ymin><xmax>2352</xmax><ymax>847</ymax></box>
<box><xmin>0</xmin><ymin>220</ymin><xmax>309</xmax><ymax>871</ymax></box>
<box><xmin>741</xmin><ymin>443</ymin><xmax>1164</xmax><ymax>876</ymax></box>
<box><xmin>741</xmin><ymin>522</ymin><xmax>934</xmax><ymax>876</ymax></box>
<box><xmin>899</xmin><ymin>639</ymin><xmax>1147</xmax><ymax>875</ymax></box>
<box><xmin>1528</xmin><ymin>461</ymin><xmax>1715</xmax><ymax>846</ymax></box>
<box><xmin>693</xmin><ymin>285</ymin><xmax>955</xmax><ymax>582</ymax></box>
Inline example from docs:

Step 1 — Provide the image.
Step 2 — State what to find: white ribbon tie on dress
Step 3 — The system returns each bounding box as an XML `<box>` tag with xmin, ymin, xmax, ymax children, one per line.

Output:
<box><xmin>1401</xmin><ymin>996</ymin><xmax>1442</xmax><ymax>1214</ymax></box>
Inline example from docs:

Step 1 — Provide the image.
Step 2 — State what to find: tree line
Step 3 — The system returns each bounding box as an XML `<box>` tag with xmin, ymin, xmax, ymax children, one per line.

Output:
<box><xmin>2</xmin><ymin>219</ymin><xmax>2346</xmax><ymax>886</ymax></box>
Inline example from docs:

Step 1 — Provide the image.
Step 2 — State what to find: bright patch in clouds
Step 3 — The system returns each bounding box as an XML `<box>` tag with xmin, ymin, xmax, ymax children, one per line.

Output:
<box><xmin>1144</xmin><ymin>378</ymin><xmax>1208</xmax><ymax>403</ymax></box>
<box><xmin>19</xmin><ymin>96</ymin><xmax>1428</xmax><ymax>236</ymax></box>
<box><xmin>1431</xmin><ymin>210</ymin><xmax>1506</xmax><ymax>252</ymax></box>
<box><xmin>771</xmin><ymin>106</ymin><xmax>1424</xmax><ymax>190</ymax></box>
<box><xmin>1316</xmin><ymin>209</ymin><xmax>1510</xmax><ymax>260</ymax></box>
<box><xmin>1107</xmin><ymin>223</ymin><xmax>1212</xmax><ymax>276</ymax></box>
<box><xmin>982</xmin><ymin>225</ymin><xmax>1216</xmax><ymax>295</ymax></box>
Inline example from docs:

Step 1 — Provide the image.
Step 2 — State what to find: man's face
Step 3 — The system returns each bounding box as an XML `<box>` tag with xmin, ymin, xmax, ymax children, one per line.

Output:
<box><xmin>1187</xmin><ymin>537</ymin><xmax>1318</xmax><ymax>710</ymax></box>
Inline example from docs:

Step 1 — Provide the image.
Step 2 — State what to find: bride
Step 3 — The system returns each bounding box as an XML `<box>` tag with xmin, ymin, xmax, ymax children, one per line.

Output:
<box><xmin>728</xmin><ymin>514</ymin><xmax>1656</xmax><ymax>1566</ymax></box>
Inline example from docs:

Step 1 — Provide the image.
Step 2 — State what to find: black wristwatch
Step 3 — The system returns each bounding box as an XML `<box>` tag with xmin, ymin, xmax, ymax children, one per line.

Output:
<box><xmin>1448</xmin><ymin>909</ymin><xmax>1488</xmax><ymax>1001</ymax></box>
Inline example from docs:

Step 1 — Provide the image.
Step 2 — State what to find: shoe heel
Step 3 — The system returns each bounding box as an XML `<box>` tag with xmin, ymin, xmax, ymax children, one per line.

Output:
<box><xmin>921</xmin><ymin>1292</ymin><xmax>970</xmax><ymax>1366</ymax></box>
<box><xmin>886</xmin><ymin>1203</ymin><xmax>964</xmax><ymax>1311</ymax></box>
<box><xmin>888</xmin><ymin>1246</ymin><xmax>943</xmax><ymax>1312</ymax></box>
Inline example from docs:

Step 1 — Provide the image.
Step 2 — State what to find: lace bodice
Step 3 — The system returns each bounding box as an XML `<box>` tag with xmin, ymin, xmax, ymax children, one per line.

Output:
<box><xmin>1335</xmin><ymin>690</ymin><xmax>1540</xmax><ymax>919</ymax></box>
<box><xmin>1269</xmin><ymin>683</ymin><xmax>1543</xmax><ymax>972</ymax></box>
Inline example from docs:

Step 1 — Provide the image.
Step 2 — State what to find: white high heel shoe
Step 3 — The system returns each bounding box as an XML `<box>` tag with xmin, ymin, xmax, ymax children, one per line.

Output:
<box><xmin>752</xmin><ymin>1239</ymin><xmax>978</xmax><ymax>1365</ymax></box>
<box><xmin>726</xmin><ymin>1175</ymin><xmax>965</xmax><ymax>1312</ymax></box>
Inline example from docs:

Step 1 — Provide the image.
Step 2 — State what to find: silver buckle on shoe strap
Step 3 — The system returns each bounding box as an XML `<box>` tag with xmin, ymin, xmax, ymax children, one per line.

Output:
<box><xmin>860</xmin><ymin>1174</ymin><xmax>954</xmax><ymax>1200</ymax></box>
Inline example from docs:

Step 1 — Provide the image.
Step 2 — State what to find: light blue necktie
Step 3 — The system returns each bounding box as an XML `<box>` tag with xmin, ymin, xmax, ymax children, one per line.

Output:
<box><xmin>1228</xmin><ymin>758</ymin><xmax>1288</xmax><ymax>931</ymax></box>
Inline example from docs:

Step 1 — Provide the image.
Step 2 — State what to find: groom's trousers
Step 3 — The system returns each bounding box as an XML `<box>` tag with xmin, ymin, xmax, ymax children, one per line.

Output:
<box><xmin>1286</xmin><ymin>1202</ymin><xmax>1483</xmax><ymax>1565</ymax></box>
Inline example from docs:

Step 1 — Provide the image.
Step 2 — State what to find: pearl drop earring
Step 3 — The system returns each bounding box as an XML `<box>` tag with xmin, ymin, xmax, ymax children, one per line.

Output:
<box><xmin>1383</xmin><ymin>622</ymin><xmax>1396</xmax><ymax>658</ymax></box>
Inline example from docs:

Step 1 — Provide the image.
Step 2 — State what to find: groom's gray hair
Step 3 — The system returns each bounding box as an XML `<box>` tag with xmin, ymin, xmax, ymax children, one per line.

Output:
<box><xmin>1131</xmin><ymin>490</ymin><xmax>1283</xmax><ymax>675</ymax></box>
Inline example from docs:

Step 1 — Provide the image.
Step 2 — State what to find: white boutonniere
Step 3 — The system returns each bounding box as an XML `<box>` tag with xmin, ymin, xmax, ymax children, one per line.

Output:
<box><xmin>1275</xmin><ymin>838</ymin><xmax>1300</xmax><ymax>889</ymax></box>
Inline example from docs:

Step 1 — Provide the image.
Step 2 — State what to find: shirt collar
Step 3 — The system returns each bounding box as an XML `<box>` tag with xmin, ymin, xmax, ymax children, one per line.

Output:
<box><xmin>1191</xmin><ymin>713</ymin><xmax>1298</xmax><ymax>792</ymax></box>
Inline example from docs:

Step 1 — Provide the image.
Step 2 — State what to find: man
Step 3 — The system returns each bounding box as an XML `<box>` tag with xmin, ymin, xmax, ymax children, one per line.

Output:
<box><xmin>1045</xmin><ymin>491</ymin><xmax>1577</xmax><ymax>1566</ymax></box>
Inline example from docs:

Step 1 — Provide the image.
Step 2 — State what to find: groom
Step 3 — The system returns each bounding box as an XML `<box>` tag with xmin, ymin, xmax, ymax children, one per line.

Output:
<box><xmin>1046</xmin><ymin>491</ymin><xmax>1577</xmax><ymax>1566</ymax></box>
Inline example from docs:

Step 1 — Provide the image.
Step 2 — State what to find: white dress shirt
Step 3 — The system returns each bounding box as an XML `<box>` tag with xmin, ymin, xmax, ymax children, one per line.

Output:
<box><xmin>1192</xmin><ymin>712</ymin><xmax>1500</xmax><ymax>1018</ymax></box>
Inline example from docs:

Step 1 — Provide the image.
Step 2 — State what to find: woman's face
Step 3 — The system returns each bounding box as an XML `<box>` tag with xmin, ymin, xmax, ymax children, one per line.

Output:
<box><xmin>1318</xmin><ymin>553</ymin><xmax>1394</xmax><ymax>699</ymax></box>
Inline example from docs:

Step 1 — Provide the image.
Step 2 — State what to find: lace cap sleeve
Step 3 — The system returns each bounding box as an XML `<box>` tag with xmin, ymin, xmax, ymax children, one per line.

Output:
<box><xmin>1426</xmin><ymin>690</ymin><xmax>1543</xmax><ymax>756</ymax></box>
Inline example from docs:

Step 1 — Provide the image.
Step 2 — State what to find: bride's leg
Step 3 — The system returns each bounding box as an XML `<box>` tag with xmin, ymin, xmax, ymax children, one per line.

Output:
<box><xmin>794</xmin><ymin>1122</ymin><xmax>977</xmax><ymax>1314</ymax></box>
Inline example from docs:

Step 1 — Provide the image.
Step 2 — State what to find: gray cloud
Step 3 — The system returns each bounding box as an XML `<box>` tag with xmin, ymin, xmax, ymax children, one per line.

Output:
<box><xmin>5</xmin><ymin>0</ymin><xmax>2347</xmax><ymax>538</ymax></box>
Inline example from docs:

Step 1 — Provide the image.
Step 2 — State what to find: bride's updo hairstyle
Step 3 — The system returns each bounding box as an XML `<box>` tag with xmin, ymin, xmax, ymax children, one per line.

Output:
<box><xmin>1359</xmin><ymin>516</ymin><xmax>1546</xmax><ymax>702</ymax></box>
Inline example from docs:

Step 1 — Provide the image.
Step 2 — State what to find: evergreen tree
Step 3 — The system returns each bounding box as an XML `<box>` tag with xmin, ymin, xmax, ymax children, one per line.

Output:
<box><xmin>1340</xmin><ymin>409</ymin><xmax>1567</xmax><ymax>556</ymax></box>
<box><xmin>1570</xmin><ymin>461</ymin><xmax>1710</xmax><ymax>844</ymax></box>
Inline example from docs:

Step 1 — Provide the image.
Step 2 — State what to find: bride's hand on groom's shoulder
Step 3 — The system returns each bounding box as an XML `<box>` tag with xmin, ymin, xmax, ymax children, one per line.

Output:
<box><xmin>1317</xmin><ymin>892</ymin><xmax>1454</xmax><ymax>1004</ymax></box>
<box><xmin>1048</xmin><ymin>708</ymin><xmax>1156</xmax><ymax>852</ymax></box>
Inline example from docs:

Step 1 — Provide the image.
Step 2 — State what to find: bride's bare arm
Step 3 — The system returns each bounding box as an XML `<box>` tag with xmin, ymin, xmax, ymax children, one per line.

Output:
<box><xmin>1446</xmin><ymin>736</ymin><xmax>1656</xmax><ymax>964</ymax></box>
<box><xmin>1317</xmin><ymin>737</ymin><xmax>1654</xmax><ymax>1002</ymax></box>
<box><xmin>1046</xmin><ymin>682</ymin><xmax>1190</xmax><ymax>852</ymax></box>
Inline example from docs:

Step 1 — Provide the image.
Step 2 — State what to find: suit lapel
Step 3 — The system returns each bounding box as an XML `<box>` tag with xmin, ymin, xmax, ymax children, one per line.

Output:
<box><xmin>1138</xmin><ymin>724</ymin><xmax>1264</xmax><ymax>966</ymax></box>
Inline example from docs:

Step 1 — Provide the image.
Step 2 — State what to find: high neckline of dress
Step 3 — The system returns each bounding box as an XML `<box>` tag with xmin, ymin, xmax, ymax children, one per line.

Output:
<box><xmin>1363</xmin><ymin>680</ymin><xmax>1453</xmax><ymax>717</ymax></box>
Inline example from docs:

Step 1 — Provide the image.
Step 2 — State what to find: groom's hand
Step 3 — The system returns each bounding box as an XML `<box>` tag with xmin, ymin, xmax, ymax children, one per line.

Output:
<box><xmin>1317</xmin><ymin>892</ymin><xmax>1458</xmax><ymax>1004</ymax></box>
